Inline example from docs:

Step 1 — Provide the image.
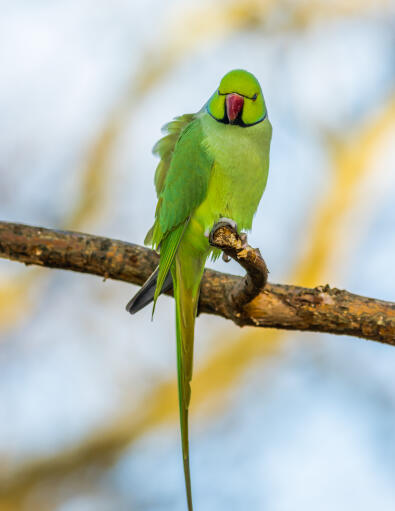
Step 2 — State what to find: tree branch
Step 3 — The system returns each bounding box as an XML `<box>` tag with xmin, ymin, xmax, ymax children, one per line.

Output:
<box><xmin>0</xmin><ymin>221</ymin><xmax>393</xmax><ymax>345</ymax></box>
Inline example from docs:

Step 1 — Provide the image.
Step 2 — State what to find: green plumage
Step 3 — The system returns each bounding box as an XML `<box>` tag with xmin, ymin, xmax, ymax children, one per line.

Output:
<box><xmin>128</xmin><ymin>69</ymin><xmax>272</xmax><ymax>511</ymax></box>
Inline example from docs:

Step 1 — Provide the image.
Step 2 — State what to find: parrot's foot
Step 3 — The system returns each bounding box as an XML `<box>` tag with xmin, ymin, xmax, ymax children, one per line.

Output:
<box><xmin>209</xmin><ymin>218</ymin><xmax>238</xmax><ymax>247</ymax></box>
<box><xmin>210</xmin><ymin>218</ymin><xmax>248</xmax><ymax>251</ymax></box>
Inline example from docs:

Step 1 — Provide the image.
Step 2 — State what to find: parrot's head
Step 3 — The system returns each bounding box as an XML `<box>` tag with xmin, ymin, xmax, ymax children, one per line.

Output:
<box><xmin>207</xmin><ymin>69</ymin><xmax>267</xmax><ymax>127</ymax></box>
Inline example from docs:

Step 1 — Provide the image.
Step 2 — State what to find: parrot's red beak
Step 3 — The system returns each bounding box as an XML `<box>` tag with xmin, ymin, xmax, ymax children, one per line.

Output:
<box><xmin>226</xmin><ymin>93</ymin><xmax>244</xmax><ymax>123</ymax></box>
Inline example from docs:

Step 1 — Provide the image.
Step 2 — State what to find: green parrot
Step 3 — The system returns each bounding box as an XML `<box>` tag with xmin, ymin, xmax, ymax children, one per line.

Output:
<box><xmin>126</xmin><ymin>69</ymin><xmax>272</xmax><ymax>510</ymax></box>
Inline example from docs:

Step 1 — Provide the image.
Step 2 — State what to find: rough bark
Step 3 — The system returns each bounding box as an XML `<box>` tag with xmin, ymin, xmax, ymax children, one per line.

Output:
<box><xmin>0</xmin><ymin>221</ymin><xmax>394</xmax><ymax>345</ymax></box>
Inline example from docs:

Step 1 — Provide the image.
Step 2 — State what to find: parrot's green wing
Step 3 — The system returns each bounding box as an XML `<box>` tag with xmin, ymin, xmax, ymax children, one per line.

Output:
<box><xmin>153</xmin><ymin>113</ymin><xmax>196</xmax><ymax>196</ymax></box>
<box><xmin>130</xmin><ymin>113</ymin><xmax>211</xmax><ymax>317</ymax></box>
<box><xmin>144</xmin><ymin>113</ymin><xmax>196</xmax><ymax>246</ymax></box>
<box><xmin>148</xmin><ymin>116</ymin><xmax>213</xmax><ymax>304</ymax></box>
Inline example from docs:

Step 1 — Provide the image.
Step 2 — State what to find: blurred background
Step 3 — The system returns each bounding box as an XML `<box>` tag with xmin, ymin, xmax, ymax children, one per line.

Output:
<box><xmin>0</xmin><ymin>0</ymin><xmax>394</xmax><ymax>509</ymax></box>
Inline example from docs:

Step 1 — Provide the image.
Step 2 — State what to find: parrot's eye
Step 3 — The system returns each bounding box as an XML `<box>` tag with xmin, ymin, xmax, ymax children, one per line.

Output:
<box><xmin>252</xmin><ymin>93</ymin><xmax>258</xmax><ymax>101</ymax></box>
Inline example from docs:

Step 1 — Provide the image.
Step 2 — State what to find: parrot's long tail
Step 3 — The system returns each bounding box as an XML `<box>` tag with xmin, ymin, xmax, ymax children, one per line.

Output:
<box><xmin>172</xmin><ymin>249</ymin><xmax>205</xmax><ymax>511</ymax></box>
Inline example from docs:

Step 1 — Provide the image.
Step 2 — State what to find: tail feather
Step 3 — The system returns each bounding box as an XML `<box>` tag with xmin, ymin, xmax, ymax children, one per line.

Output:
<box><xmin>126</xmin><ymin>268</ymin><xmax>173</xmax><ymax>314</ymax></box>
<box><xmin>127</xmin><ymin>232</ymin><xmax>206</xmax><ymax>511</ymax></box>
<box><xmin>172</xmin><ymin>252</ymin><xmax>205</xmax><ymax>511</ymax></box>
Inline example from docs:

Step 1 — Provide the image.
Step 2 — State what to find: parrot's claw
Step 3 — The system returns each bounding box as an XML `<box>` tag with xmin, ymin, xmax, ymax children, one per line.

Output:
<box><xmin>240</xmin><ymin>232</ymin><xmax>248</xmax><ymax>249</ymax></box>
<box><xmin>217</xmin><ymin>217</ymin><xmax>238</xmax><ymax>232</ymax></box>
<box><xmin>222</xmin><ymin>252</ymin><xmax>231</xmax><ymax>263</ymax></box>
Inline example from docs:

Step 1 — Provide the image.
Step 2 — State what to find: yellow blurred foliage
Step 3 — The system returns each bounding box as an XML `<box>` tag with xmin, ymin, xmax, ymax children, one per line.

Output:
<box><xmin>0</xmin><ymin>270</ymin><xmax>45</xmax><ymax>335</ymax></box>
<box><xmin>295</xmin><ymin>96</ymin><xmax>395</xmax><ymax>287</ymax></box>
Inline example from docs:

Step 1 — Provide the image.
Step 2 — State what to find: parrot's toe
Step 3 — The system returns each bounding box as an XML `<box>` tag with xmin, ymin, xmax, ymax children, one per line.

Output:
<box><xmin>240</xmin><ymin>232</ymin><xmax>248</xmax><ymax>248</ymax></box>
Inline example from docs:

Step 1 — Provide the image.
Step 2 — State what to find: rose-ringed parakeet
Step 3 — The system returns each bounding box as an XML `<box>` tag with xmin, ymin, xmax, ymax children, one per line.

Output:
<box><xmin>126</xmin><ymin>69</ymin><xmax>272</xmax><ymax>510</ymax></box>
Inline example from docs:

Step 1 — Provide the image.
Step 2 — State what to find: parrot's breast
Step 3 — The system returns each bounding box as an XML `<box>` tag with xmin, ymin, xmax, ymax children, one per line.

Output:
<box><xmin>195</xmin><ymin>113</ymin><xmax>272</xmax><ymax>235</ymax></box>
